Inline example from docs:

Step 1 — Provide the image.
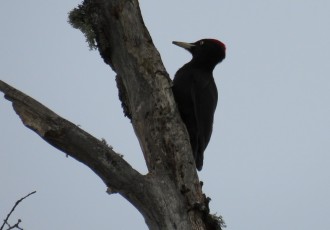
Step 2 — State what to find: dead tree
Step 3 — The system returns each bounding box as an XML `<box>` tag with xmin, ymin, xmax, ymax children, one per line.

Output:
<box><xmin>0</xmin><ymin>0</ymin><xmax>224</xmax><ymax>229</ymax></box>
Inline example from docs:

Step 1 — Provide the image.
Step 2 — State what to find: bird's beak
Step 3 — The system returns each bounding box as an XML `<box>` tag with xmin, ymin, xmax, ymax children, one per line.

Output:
<box><xmin>172</xmin><ymin>41</ymin><xmax>195</xmax><ymax>51</ymax></box>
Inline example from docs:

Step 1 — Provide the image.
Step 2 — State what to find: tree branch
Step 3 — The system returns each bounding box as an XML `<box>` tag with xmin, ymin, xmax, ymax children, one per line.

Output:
<box><xmin>1</xmin><ymin>0</ymin><xmax>225</xmax><ymax>228</ymax></box>
<box><xmin>68</xmin><ymin>1</ymin><xmax>216</xmax><ymax>228</ymax></box>
<box><xmin>86</xmin><ymin>0</ymin><xmax>200</xmax><ymax>190</ymax></box>
<box><xmin>0</xmin><ymin>191</ymin><xmax>35</xmax><ymax>230</ymax></box>
<box><xmin>0</xmin><ymin>80</ymin><xmax>144</xmax><ymax>197</ymax></box>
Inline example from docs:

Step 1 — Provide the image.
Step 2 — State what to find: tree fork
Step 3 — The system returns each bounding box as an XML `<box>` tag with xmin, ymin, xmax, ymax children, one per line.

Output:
<box><xmin>1</xmin><ymin>0</ymin><xmax>224</xmax><ymax>229</ymax></box>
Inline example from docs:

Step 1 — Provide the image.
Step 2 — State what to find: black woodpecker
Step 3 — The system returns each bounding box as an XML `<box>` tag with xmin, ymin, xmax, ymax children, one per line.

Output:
<box><xmin>172</xmin><ymin>39</ymin><xmax>226</xmax><ymax>171</ymax></box>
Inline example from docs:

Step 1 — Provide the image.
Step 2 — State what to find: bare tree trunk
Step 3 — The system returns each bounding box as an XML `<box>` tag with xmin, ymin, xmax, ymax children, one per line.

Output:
<box><xmin>1</xmin><ymin>0</ymin><xmax>224</xmax><ymax>229</ymax></box>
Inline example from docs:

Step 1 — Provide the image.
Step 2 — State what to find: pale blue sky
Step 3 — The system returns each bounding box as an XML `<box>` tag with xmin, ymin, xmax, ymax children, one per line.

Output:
<box><xmin>1</xmin><ymin>1</ymin><xmax>330</xmax><ymax>229</ymax></box>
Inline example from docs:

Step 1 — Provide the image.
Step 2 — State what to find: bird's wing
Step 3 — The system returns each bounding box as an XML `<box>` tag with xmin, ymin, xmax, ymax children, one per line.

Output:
<box><xmin>192</xmin><ymin>75</ymin><xmax>218</xmax><ymax>170</ymax></box>
<box><xmin>188</xmin><ymin>81</ymin><xmax>201</xmax><ymax>162</ymax></box>
<box><xmin>190</xmin><ymin>77</ymin><xmax>208</xmax><ymax>170</ymax></box>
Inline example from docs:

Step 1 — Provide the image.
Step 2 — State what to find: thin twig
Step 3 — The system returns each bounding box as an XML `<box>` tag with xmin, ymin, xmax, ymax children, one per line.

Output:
<box><xmin>0</xmin><ymin>191</ymin><xmax>36</xmax><ymax>230</ymax></box>
<box><xmin>6</xmin><ymin>219</ymin><xmax>23</xmax><ymax>230</ymax></box>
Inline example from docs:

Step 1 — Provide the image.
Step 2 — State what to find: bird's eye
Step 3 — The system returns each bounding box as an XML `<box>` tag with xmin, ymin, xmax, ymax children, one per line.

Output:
<box><xmin>200</xmin><ymin>41</ymin><xmax>204</xmax><ymax>45</ymax></box>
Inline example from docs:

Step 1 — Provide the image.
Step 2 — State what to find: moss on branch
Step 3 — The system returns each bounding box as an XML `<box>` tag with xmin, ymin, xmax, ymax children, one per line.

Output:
<box><xmin>68</xmin><ymin>1</ymin><xmax>98</xmax><ymax>50</ymax></box>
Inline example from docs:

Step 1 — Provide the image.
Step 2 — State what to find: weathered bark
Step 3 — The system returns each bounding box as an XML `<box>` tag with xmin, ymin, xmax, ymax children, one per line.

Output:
<box><xmin>1</xmin><ymin>0</ymin><xmax>223</xmax><ymax>229</ymax></box>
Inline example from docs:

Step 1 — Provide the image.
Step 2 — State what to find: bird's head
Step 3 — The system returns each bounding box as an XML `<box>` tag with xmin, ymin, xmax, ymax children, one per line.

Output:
<box><xmin>173</xmin><ymin>39</ymin><xmax>226</xmax><ymax>70</ymax></box>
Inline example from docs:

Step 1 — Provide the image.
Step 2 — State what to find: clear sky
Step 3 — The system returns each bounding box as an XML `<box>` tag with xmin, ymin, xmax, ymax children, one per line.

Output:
<box><xmin>1</xmin><ymin>1</ymin><xmax>330</xmax><ymax>229</ymax></box>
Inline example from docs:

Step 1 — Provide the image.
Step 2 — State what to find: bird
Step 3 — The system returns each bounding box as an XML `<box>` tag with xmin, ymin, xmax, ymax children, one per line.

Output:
<box><xmin>172</xmin><ymin>39</ymin><xmax>226</xmax><ymax>171</ymax></box>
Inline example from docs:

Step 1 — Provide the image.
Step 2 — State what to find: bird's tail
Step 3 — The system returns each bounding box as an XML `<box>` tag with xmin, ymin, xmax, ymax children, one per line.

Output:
<box><xmin>195</xmin><ymin>152</ymin><xmax>204</xmax><ymax>171</ymax></box>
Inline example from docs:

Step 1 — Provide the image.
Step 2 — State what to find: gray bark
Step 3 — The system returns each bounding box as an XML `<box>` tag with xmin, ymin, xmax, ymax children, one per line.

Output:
<box><xmin>0</xmin><ymin>0</ymin><xmax>223</xmax><ymax>229</ymax></box>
